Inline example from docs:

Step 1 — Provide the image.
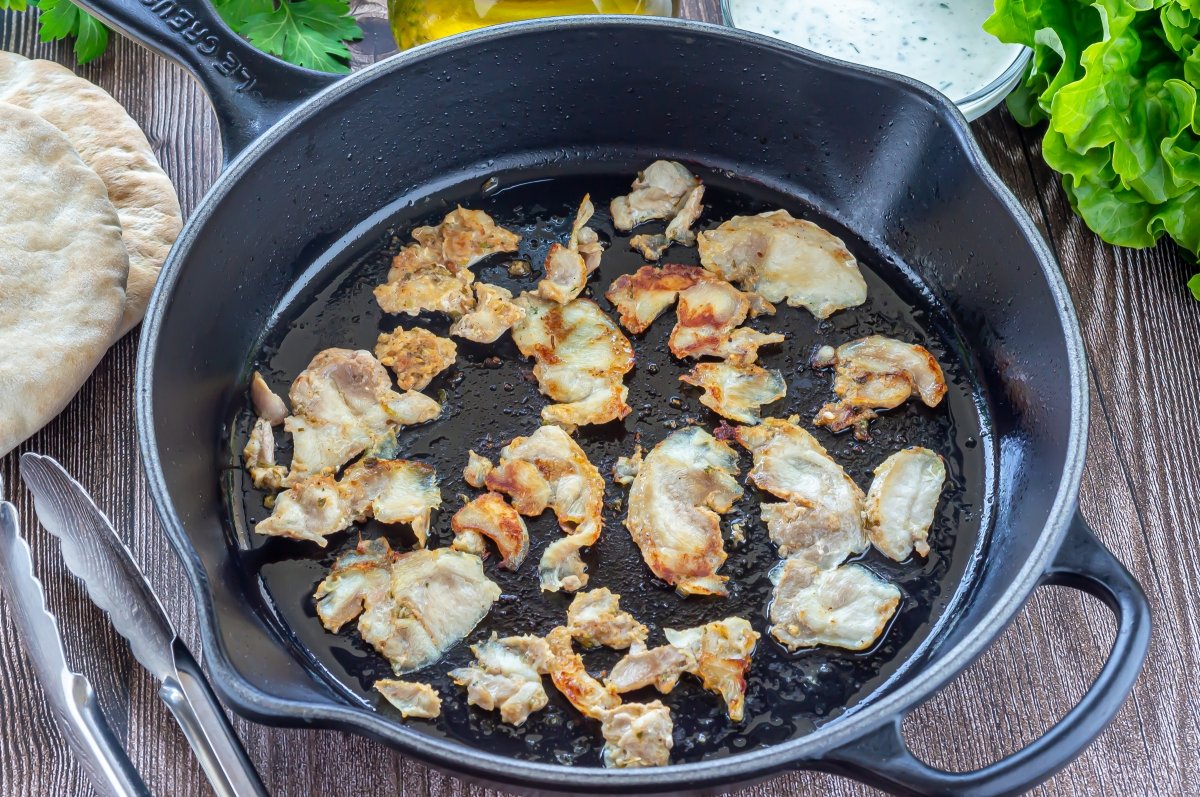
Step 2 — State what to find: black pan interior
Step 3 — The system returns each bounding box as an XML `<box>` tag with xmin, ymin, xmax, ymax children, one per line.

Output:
<box><xmin>224</xmin><ymin>163</ymin><xmax>993</xmax><ymax>766</ymax></box>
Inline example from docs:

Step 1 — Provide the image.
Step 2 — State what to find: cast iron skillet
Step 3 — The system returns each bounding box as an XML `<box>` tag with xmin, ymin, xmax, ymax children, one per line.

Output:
<box><xmin>67</xmin><ymin>0</ymin><xmax>1151</xmax><ymax>792</ymax></box>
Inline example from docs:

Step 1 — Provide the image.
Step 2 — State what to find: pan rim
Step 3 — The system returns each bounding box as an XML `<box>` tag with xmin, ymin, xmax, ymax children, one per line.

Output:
<box><xmin>135</xmin><ymin>16</ymin><xmax>1088</xmax><ymax>790</ymax></box>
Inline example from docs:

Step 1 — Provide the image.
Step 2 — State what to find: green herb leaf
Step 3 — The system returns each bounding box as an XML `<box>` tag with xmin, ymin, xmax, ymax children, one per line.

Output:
<box><xmin>987</xmin><ymin>0</ymin><xmax>1200</xmax><ymax>297</ymax></box>
<box><xmin>1189</xmin><ymin>273</ymin><xmax>1200</xmax><ymax>300</ymax></box>
<box><xmin>0</xmin><ymin>0</ymin><xmax>29</xmax><ymax>12</ymax></box>
<box><xmin>33</xmin><ymin>0</ymin><xmax>110</xmax><ymax>64</ymax></box>
<box><xmin>234</xmin><ymin>0</ymin><xmax>362</xmax><ymax>74</ymax></box>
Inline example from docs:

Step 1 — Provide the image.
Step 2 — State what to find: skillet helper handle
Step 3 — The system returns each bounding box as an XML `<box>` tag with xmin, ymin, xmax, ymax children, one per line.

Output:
<box><xmin>823</xmin><ymin>511</ymin><xmax>1151</xmax><ymax>797</ymax></box>
<box><xmin>158</xmin><ymin>642</ymin><xmax>268</xmax><ymax>797</ymax></box>
<box><xmin>65</xmin><ymin>0</ymin><xmax>339</xmax><ymax>162</ymax></box>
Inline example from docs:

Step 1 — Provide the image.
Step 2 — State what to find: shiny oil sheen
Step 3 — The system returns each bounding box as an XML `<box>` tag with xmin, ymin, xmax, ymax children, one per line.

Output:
<box><xmin>387</xmin><ymin>0</ymin><xmax>672</xmax><ymax>49</ymax></box>
<box><xmin>227</xmin><ymin>169</ymin><xmax>993</xmax><ymax>767</ymax></box>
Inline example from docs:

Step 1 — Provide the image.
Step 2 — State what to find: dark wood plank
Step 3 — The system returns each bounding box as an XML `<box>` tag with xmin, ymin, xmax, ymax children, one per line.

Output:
<box><xmin>0</xmin><ymin>2</ymin><xmax>1184</xmax><ymax>795</ymax></box>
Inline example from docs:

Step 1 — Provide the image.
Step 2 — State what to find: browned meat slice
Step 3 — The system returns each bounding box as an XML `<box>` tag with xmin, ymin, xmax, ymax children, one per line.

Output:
<box><xmin>450</xmin><ymin>492</ymin><xmax>530</xmax><ymax>569</ymax></box>
<box><xmin>680</xmin><ymin>361</ymin><xmax>786</xmax><ymax>424</ymax></box>
<box><xmin>769</xmin><ymin>559</ymin><xmax>901</xmax><ymax>651</ymax></box>
<box><xmin>629</xmin><ymin>182</ymin><xmax>704</xmax><ymax>261</ymax></box>
<box><xmin>625</xmin><ymin>427</ymin><xmax>742</xmax><ymax>597</ymax></box>
<box><xmin>565</xmin><ymin>588</ymin><xmax>648</xmax><ymax>650</ymax></box>
<box><xmin>864</xmin><ymin>446</ymin><xmax>946</xmax><ymax>561</ymax></box>
<box><xmin>373</xmin><ymin>327</ymin><xmax>457</xmax><ymax>391</ymax></box>
<box><xmin>598</xmin><ymin>701</ymin><xmax>673</xmax><ymax>768</ymax></box>
<box><xmin>733</xmin><ymin>417</ymin><xmax>867</xmax><ymax>568</ymax></box>
<box><xmin>545</xmin><ymin>625</ymin><xmax>621</xmax><ymax>719</ymax></box>
<box><xmin>610</xmin><ymin>160</ymin><xmax>701</xmax><ymax>231</ymax></box>
<box><xmin>282</xmin><ymin>348</ymin><xmax>440</xmax><ymax>484</ymax></box>
<box><xmin>813</xmin><ymin>336</ymin><xmax>948</xmax><ymax>439</ymax></box>
<box><xmin>605</xmin><ymin>644</ymin><xmax>694</xmax><ymax>694</ymax></box>
<box><xmin>664</xmin><ymin>617</ymin><xmax>758</xmax><ymax>722</ymax></box>
<box><xmin>606</xmin><ymin>265</ymin><xmax>782</xmax><ymax>363</ymax></box>
<box><xmin>669</xmin><ymin>279</ymin><xmax>782</xmax><ymax>363</ymax></box>
<box><xmin>449</xmin><ymin>282</ymin><xmax>526</xmax><ymax>343</ymax></box>
<box><xmin>314</xmin><ymin>539</ymin><xmax>501</xmax><ymax>674</ymax></box>
<box><xmin>511</xmin><ymin>294</ymin><xmax>634</xmax><ymax>430</ymax></box>
<box><xmin>605</xmin><ymin>264</ymin><xmax>708</xmax><ymax>334</ymax></box>
<box><xmin>374</xmin><ymin>679</ymin><xmax>441</xmax><ymax>719</ymax></box>
<box><xmin>698</xmin><ymin>209</ymin><xmax>867</xmax><ymax>319</ymax></box>
<box><xmin>312</xmin><ymin>538</ymin><xmax>395</xmax><ymax>631</ymax></box>
<box><xmin>485</xmin><ymin>426</ymin><xmax>605</xmax><ymax>592</ymax></box>
<box><xmin>538</xmin><ymin>195</ymin><xmax>604</xmax><ymax>304</ymax></box>
<box><xmin>462</xmin><ymin>450</ymin><xmax>494</xmax><ymax>489</ymax></box>
<box><xmin>255</xmin><ymin>458</ymin><xmax>440</xmax><ymax>547</ymax></box>
<box><xmin>484</xmin><ymin>458</ymin><xmax>551</xmax><ymax>516</ymax></box>
<box><xmin>449</xmin><ymin>634</ymin><xmax>552</xmax><ymax>726</ymax></box>
<box><xmin>374</xmin><ymin>207</ymin><xmax>519</xmax><ymax>316</ymax></box>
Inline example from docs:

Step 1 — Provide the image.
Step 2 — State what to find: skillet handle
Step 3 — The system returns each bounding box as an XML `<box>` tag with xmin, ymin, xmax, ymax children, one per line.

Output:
<box><xmin>67</xmin><ymin>0</ymin><xmax>340</xmax><ymax>162</ymax></box>
<box><xmin>821</xmin><ymin>512</ymin><xmax>1151</xmax><ymax>797</ymax></box>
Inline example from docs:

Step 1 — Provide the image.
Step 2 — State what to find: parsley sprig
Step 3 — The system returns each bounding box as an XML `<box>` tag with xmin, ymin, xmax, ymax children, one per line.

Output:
<box><xmin>0</xmin><ymin>0</ymin><xmax>361</xmax><ymax>72</ymax></box>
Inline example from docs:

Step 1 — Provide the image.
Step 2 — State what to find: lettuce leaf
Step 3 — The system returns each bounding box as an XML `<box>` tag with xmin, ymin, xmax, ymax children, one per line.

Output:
<box><xmin>987</xmin><ymin>0</ymin><xmax>1200</xmax><ymax>293</ymax></box>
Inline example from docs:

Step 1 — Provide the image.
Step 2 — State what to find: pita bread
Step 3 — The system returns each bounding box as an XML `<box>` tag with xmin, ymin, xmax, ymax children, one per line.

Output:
<box><xmin>0</xmin><ymin>102</ymin><xmax>129</xmax><ymax>457</ymax></box>
<box><xmin>0</xmin><ymin>51</ymin><xmax>181</xmax><ymax>336</ymax></box>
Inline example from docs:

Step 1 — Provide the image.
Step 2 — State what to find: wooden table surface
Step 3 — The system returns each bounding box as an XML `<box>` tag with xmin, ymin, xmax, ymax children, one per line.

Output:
<box><xmin>2</xmin><ymin>1</ymin><xmax>1197</xmax><ymax>794</ymax></box>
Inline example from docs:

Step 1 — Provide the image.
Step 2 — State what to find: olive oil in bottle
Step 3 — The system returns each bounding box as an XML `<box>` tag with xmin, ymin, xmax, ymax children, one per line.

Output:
<box><xmin>388</xmin><ymin>0</ymin><xmax>674</xmax><ymax>50</ymax></box>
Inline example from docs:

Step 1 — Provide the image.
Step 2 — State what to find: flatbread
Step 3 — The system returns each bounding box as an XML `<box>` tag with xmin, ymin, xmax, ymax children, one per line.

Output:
<box><xmin>0</xmin><ymin>51</ymin><xmax>181</xmax><ymax>336</ymax></box>
<box><xmin>0</xmin><ymin>102</ymin><xmax>129</xmax><ymax>457</ymax></box>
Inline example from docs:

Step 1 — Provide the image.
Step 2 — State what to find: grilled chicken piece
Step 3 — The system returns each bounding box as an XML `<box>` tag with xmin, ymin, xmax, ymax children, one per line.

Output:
<box><xmin>243</xmin><ymin>417</ymin><xmax>287</xmax><ymax>491</ymax></box>
<box><xmin>664</xmin><ymin>617</ymin><xmax>758</xmax><ymax>722</ymax></box>
<box><xmin>256</xmin><ymin>458</ymin><xmax>441</xmax><ymax>547</ymax></box>
<box><xmin>484</xmin><ymin>426</ymin><xmax>605</xmax><ymax>592</ymax></box>
<box><xmin>511</xmin><ymin>294</ymin><xmax>634</xmax><ymax>430</ymax></box>
<box><xmin>538</xmin><ymin>195</ymin><xmax>604</xmax><ymax>304</ymax></box>
<box><xmin>813</xmin><ymin>336</ymin><xmax>948</xmax><ymax>439</ymax></box>
<box><xmin>566</xmin><ymin>588</ymin><xmax>648</xmax><ymax>650</ymax></box>
<box><xmin>630</xmin><ymin>183</ymin><xmax>704</xmax><ymax>261</ymax></box>
<box><xmin>611</xmin><ymin>160</ymin><xmax>701</xmax><ymax>231</ymax></box>
<box><xmin>343</xmin><ymin>458</ymin><xmax>442</xmax><ymax>546</ymax></box>
<box><xmin>283</xmin><ymin>349</ymin><xmax>441</xmax><ymax>484</ymax></box>
<box><xmin>670</xmin><ymin>279</ymin><xmax>782</xmax><ymax>363</ymax></box>
<box><xmin>545</xmin><ymin>625</ymin><xmax>621</xmax><ymax>719</ymax></box>
<box><xmin>462</xmin><ymin>450</ymin><xmax>494</xmax><ymax>489</ymax></box>
<box><xmin>698</xmin><ymin>209</ymin><xmax>867</xmax><ymax>319</ymax></box>
<box><xmin>451</xmin><ymin>492</ymin><xmax>530</xmax><ymax>569</ymax></box>
<box><xmin>314</xmin><ymin>539</ymin><xmax>501</xmax><ymax>674</ymax></box>
<box><xmin>606</xmin><ymin>643</ymin><xmax>694</xmax><ymax>694</ymax></box>
<box><xmin>250</xmin><ymin>371</ymin><xmax>287</xmax><ymax>425</ymax></box>
<box><xmin>450</xmin><ymin>282</ymin><xmax>526</xmax><ymax>343</ymax></box>
<box><xmin>374</xmin><ymin>327</ymin><xmax>457</xmax><ymax>391</ymax></box>
<box><xmin>255</xmin><ymin>475</ymin><xmax>354</xmax><ymax>545</ymax></box>
<box><xmin>612</xmin><ymin>445</ymin><xmax>643</xmax><ymax>486</ymax></box>
<box><xmin>375</xmin><ymin>679</ymin><xmax>441</xmax><ymax>719</ymax></box>
<box><xmin>680</xmin><ymin>361</ymin><xmax>786</xmax><ymax>424</ymax></box>
<box><xmin>484</xmin><ymin>458</ymin><xmax>552</xmax><ymax>516</ymax></box>
<box><xmin>734</xmin><ymin>417</ymin><xmax>868</xmax><ymax>568</ymax></box>
<box><xmin>598</xmin><ymin>701</ymin><xmax>674</xmax><ymax>768</ymax></box>
<box><xmin>865</xmin><ymin>447</ymin><xmax>946</xmax><ymax>561</ymax></box>
<box><xmin>625</xmin><ymin>427</ymin><xmax>742</xmax><ymax>596</ymax></box>
<box><xmin>449</xmin><ymin>633</ymin><xmax>552</xmax><ymax>726</ymax></box>
<box><xmin>605</xmin><ymin>264</ymin><xmax>708</xmax><ymax>334</ymax></box>
<box><xmin>605</xmin><ymin>265</ymin><xmax>782</xmax><ymax>363</ymax></box>
<box><xmin>374</xmin><ymin>208</ymin><xmax>520</xmax><ymax>316</ymax></box>
<box><xmin>312</xmin><ymin>538</ymin><xmax>395</xmax><ymax>631</ymax></box>
<box><xmin>769</xmin><ymin>559</ymin><xmax>901</xmax><ymax>651</ymax></box>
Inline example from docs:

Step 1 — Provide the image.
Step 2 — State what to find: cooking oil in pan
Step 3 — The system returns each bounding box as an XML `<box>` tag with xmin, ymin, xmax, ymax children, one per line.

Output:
<box><xmin>229</xmin><ymin>170</ymin><xmax>993</xmax><ymax>766</ymax></box>
<box><xmin>388</xmin><ymin>0</ymin><xmax>673</xmax><ymax>49</ymax></box>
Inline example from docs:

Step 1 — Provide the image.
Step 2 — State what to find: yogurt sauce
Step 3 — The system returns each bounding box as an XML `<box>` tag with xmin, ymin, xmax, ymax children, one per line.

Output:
<box><xmin>726</xmin><ymin>0</ymin><xmax>1024</xmax><ymax>102</ymax></box>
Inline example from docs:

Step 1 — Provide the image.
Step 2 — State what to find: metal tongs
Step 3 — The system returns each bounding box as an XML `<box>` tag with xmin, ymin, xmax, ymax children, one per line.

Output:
<box><xmin>0</xmin><ymin>455</ymin><xmax>268</xmax><ymax>797</ymax></box>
